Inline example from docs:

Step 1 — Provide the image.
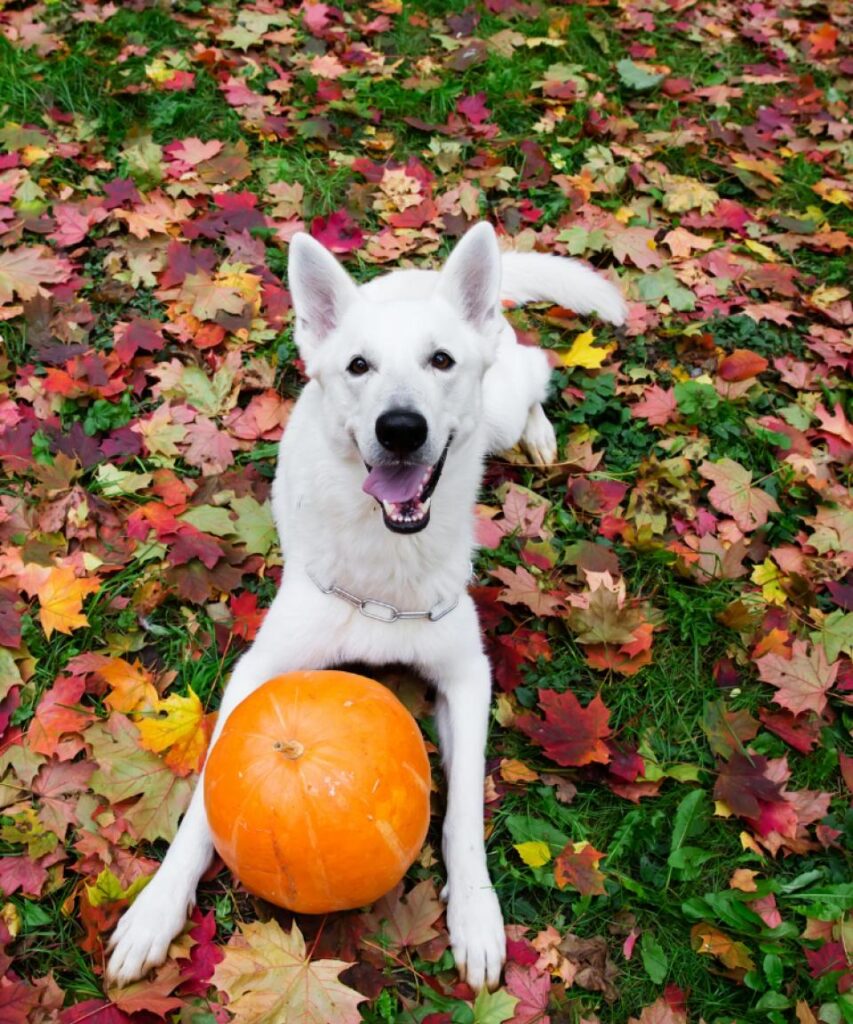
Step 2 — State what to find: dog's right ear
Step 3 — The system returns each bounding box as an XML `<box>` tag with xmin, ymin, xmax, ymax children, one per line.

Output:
<box><xmin>288</xmin><ymin>233</ymin><xmax>359</xmax><ymax>361</ymax></box>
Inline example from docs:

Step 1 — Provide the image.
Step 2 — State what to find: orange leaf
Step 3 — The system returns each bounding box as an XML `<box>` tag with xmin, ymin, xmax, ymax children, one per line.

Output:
<box><xmin>554</xmin><ymin>842</ymin><xmax>606</xmax><ymax>895</ymax></box>
<box><xmin>690</xmin><ymin>923</ymin><xmax>755</xmax><ymax>971</ymax></box>
<box><xmin>35</xmin><ymin>568</ymin><xmax>100</xmax><ymax>639</ymax></box>
<box><xmin>99</xmin><ymin>658</ymin><xmax>159</xmax><ymax>714</ymax></box>
<box><xmin>718</xmin><ymin>349</ymin><xmax>769</xmax><ymax>382</ymax></box>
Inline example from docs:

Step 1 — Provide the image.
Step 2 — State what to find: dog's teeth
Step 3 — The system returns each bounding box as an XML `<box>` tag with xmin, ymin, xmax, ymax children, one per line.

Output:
<box><xmin>422</xmin><ymin>497</ymin><xmax>431</xmax><ymax>512</ymax></box>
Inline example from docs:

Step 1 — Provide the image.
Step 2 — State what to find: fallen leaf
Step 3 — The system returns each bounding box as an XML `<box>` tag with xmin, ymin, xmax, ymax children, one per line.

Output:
<box><xmin>212</xmin><ymin>919</ymin><xmax>365</xmax><ymax>1024</ymax></box>
<box><xmin>517</xmin><ymin>690</ymin><xmax>612</xmax><ymax>767</ymax></box>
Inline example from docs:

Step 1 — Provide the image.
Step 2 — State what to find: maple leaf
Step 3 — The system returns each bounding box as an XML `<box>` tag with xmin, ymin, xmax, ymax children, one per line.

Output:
<box><xmin>179</xmin><ymin>271</ymin><xmax>246</xmax><ymax>321</ymax></box>
<box><xmin>35</xmin><ymin>568</ymin><xmax>100</xmax><ymax>638</ymax></box>
<box><xmin>88</xmin><ymin>714</ymin><xmax>193</xmax><ymax>842</ymax></box>
<box><xmin>99</xmin><ymin>658</ymin><xmax>159</xmax><ymax>714</ymax></box>
<box><xmin>181</xmin><ymin>417</ymin><xmax>238</xmax><ymax>476</ymax></box>
<box><xmin>662</xmin><ymin>176</ymin><xmax>720</xmax><ymax>214</ymax></box>
<box><xmin>698</xmin><ymin>459</ymin><xmax>780</xmax><ymax>532</ymax></box>
<box><xmin>609</xmin><ymin>227</ymin><xmax>662</xmax><ymax>270</ymax></box>
<box><xmin>567</xmin><ymin>583</ymin><xmax>647</xmax><ymax>645</ymax></box>
<box><xmin>690</xmin><ymin>923</ymin><xmax>754</xmax><ymax>972</ymax></box>
<box><xmin>230</xmin><ymin>591</ymin><xmax>266</xmax><ymax>642</ymax></box>
<box><xmin>629</xmin><ymin>996</ymin><xmax>687</xmax><ymax>1024</ymax></box>
<box><xmin>662</xmin><ymin>227</ymin><xmax>714</xmax><ymax>259</ymax></box>
<box><xmin>557</xmin><ymin>329</ymin><xmax>615</xmax><ymax>369</ymax></box>
<box><xmin>554</xmin><ymin>842</ymin><xmax>606</xmax><ymax>895</ymax></box>
<box><xmin>310</xmin><ymin>210</ymin><xmax>364</xmax><ymax>253</ymax></box>
<box><xmin>362</xmin><ymin>879</ymin><xmax>443</xmax><ymax>954</ymax></box>
<box><xmin>0</xmin><ymin>246</ymin><xmax>71</xmax><ymax>303</ymax></box>
<box><xmin>505</xmin><ymin>962</ymin><xmax>551</xmax><ymax>1024</ymax></box>
<box><xmin>107</xmin><ymin>961</ymin><xmax>184</xmax><ymax>1016</ymax></box>
<box><xmin>755</xmin><ymin>640</ymin><xmax>838</xmax><ymax>716</ymax></box>
<box><xmin>27</xmin><ymin>676</ymin><xmax>95</xmax><ymax>758</ymax></box>
<box><xmin>136</xmin><ymin>686</ymin><xmax>210</xmax><ymax>776</ymax></box>
<box><xmin>713</xmin><ymin>752</ymin><xmax>785</xmax><ymax>818</ymax></box>
<box><xmin>632</xmin><ymin>385</ymin><xmax>677</xmax><ymax>426</ymax></box>
<box><xmin>212</xmin><ymin>919</ymin><xmax>365</xmax><ymax>1024</ymax></box>
<box><xmin>491</xmin><ymin>565</ymin><xmax>565</xmax><ymax>617</ymax></box>
<box><xmin>517</xmin><ymin>689</ymin><xmax>612</xmax><ymax>767</ymax></box>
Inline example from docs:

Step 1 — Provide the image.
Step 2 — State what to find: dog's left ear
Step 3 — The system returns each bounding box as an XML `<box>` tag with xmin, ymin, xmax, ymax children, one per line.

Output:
<box><xmin>436</xmin><ymin>222</ymin><xmax>502</xmax><ymax>331</ymax></box>
<box><xmin>288</xmin><ymin>233</ymin><xmax>359</xmax><ymax>362</ymax></box>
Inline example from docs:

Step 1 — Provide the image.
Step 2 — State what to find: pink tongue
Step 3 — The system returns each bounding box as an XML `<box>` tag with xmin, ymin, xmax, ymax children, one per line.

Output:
<box><xmin>363</xmin><ymin>464</ymin><xmax>428</xmax><ymax>504</ymax></box>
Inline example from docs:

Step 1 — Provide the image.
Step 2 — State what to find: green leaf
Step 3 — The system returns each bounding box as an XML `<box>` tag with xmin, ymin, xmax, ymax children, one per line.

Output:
<box><xmin>180</xmin><ymin>505</ymin><xmax>236</xmax><ymax>537</ymax></box>
<box><xmin>229</xmin><ymin>495</ymin><xmax>277</xmax><ymax>556</ymax></box>
<box><xmin>636</xmin><ymin>267</ymin><xmax>696</xmax><ymax>311</ymax></box>
<box><xmin>811</xmin><ymin>609</ymin><xmax>853</xmax><ymax>661</ymax></box>
<box><xmin>616</xmin><ymin>58</ymin><xmax>666</xmax><ymax>91</ymax></box>
<box><xmin>472</xmin><ymin>987</ymin><xmax>519</xmax><ymax>1024</ymax></box>
<box><xmin>670</xmin><ymin>789</ymin><xmax>709</xmax><ymax>856</ymax></box>
<box><xmin>763</xmin><ymin>953</ymin><xmax>783</xmax><ymax>990</ymax></box>
<box><xmin>667</xmin><ymin>845</ymin><xmax>717</xmax><ymax>879</ymax></box>
<box><xmin>640</xmin><ymin>932</ymin><xmax>668</xmax><ymax>984</ymax></box>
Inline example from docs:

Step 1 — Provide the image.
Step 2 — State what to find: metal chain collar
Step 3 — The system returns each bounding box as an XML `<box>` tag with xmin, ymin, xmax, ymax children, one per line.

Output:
<box><xmin>306</xmin><ymin>568</ymin><xmax>461</xmax><ymax>623</ymax></box>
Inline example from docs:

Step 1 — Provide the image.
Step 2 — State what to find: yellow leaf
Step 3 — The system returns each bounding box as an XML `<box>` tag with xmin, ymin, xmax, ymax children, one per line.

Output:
<box><xmin>35</xmin><ymin>568</ymin><xmax>100</xmax><ymax>639</ymax></box>
<box><xmin>714</xmin><ymin>799</ymin><xmax>733</xmax><ymax>817</ymax></box>
<box><xmin>137</xmin><ymin>687</ymin><xmax>209</xmax><ymax>775</ymax></box>
<box><xmin>744</xmin><ymin>239</ymin><xmax>778</xmax><ymax>262</ymax></box>
<box><xmin>145</xmin><ymin>59</ymin><xmax>173</xmax><ymax>84</ymax></box>
<box><xmin>750</xmin><ymin>559</ymin><xmax>787</xmax><ymax>605</ymax></box>
<box><xmin>500</xmin><ymin>758</ymin><xmax>539</xmax><ymax>784</ymax></box>
<box><xmin>514</xmin><ymin>840</ymin><xmax>552</xmax><ymax>868</ymax></box>
<box><xmin>557</xmin><ymin>329</ymin><xmax>615</xmax><ymax>369</ymax></box>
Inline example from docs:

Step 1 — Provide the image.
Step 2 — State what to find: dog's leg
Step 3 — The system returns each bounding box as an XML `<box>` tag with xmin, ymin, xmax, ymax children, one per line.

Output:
<box><xmin>483</xmin><ymin>338</ymin><xmax>557</xmax><ymax>466</ymax></box>
<box><xmin>106</xmin><ymin>588</ymin><xmax>318</xmax><ymax>986</ymax></box>
<box><xmin>433</xmin><ymin>650</ymin><xmax>505</xmax><ymax>990</ymax></box>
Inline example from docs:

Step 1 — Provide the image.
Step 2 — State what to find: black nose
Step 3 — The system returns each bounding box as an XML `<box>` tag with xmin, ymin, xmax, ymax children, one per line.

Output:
<box><xmin>375</xmin><ymin>409</ymin><xmax>428</xmax><ymax>456</ymax></box>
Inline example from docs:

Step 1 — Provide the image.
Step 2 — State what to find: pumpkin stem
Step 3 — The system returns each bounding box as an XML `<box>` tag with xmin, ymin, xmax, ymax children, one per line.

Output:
<box><xmin>273</xmin><ymin>739</ymin><xmax>304</xmax><ymax>759</ymax></box>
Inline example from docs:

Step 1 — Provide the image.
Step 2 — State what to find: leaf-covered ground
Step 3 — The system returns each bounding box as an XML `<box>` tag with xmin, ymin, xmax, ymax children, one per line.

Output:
<box><xmin>0</xmin><ymin>1</ymin><xmax>851</xmax><ymax>1022</ymax></box>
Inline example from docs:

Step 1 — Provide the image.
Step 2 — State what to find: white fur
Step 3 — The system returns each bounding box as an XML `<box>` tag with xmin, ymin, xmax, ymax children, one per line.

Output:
<box><xmin>106</xmin><ymin>224</ymin><xmax>625</xmax><ymax>991</ymax></box>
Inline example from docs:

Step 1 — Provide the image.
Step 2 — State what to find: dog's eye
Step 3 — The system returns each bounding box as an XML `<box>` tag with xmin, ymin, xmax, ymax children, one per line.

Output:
<box><xmin>347</xmin><ymin>356</ymin><xmax>370</xmax><ymax>376</ymax></box>
<box><xmin>430</xmin><ymin>351</ymin><xmax>455</xmax><ymax>371</ymax></box>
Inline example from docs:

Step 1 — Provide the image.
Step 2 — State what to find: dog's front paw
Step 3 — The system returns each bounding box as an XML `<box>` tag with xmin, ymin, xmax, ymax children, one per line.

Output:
<box><xmin>444</xmin><ymin>878</ymin><xmax>506</xmax><ymax>991</ymax></box>
<box><xmin>106</xmin><ymin>878</ymin><xmax>190</xmax><ymax>987</ymax></box>
<box><xmin>522</xmin><ymin>403</ymin><xmax>558</xmax><ymax>467</ymax></box>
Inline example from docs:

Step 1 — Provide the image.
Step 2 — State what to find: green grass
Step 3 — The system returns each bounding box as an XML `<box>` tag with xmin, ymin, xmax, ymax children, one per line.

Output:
<box><xmin>1</xmin><ymin>1</ymin><xmax>850</xmax><ymax>1022</ymax></box>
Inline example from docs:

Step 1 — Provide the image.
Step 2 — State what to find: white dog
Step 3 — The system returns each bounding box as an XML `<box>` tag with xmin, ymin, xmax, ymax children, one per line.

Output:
<box><xmin>106</xmin><ymin>222</ymin><xmax>626</xmax><ymax>991</ymax></box>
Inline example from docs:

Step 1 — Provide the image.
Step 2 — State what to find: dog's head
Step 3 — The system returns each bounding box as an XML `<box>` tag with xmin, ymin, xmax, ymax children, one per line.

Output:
<box><xmin>287</xmin><ymin>223</ymin><xmax>502</xmax><ymax>534</ymax></box>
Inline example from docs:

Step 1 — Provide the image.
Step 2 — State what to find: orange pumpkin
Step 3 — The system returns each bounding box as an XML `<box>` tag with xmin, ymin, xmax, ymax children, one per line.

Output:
<box><xmin>203</xmin><ymin>670</ymin><xmax>431</xmax><ymax>914</ymax></box>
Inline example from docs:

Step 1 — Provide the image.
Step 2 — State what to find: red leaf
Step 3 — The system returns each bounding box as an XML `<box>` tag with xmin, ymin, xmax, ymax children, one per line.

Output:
<box><xmin>27</xmin><ymin>676</ymin><xmax>95</xmax><ymax>758</ymax></box>
<box><xmin>554</xmin><ymin>843</ymin><xmax>606</xmax><ymax>895</ymax></box>
<box><xmin>632</xmin><ymin>384</ymin><xmax>678</xmax><ymax>425</ymax></box>
<box><xmin>713</xmin><ymin>752</ymin><xmax>785</xmax><ymax>818</ymax></box>
<box><xmin>229</xmin><ymin>591</ymin><xmax>266</xmax><ymax>642</ymax></box>
<box><xmin>517</xmin><ymin>690</ymin><xmax>612</xmax><ymax>767</ymax></box>
<box><xmin>113</xmin><ymin>318</ymin><xmax>164</xmax><ymax>363</ymax></box>
<box><xmin>505</xmin><ymin>962</ymin><xmax>550</xmax><ymax>1024</ymax></box>
<box><xmin>758</xmin><ymin>708</ymin><xmax>822</xmax><ymax>753</ymax></box>
<box><xmin>310</xmin><ymin>210</ymin><xmax>363</xmax><ymax>253</ymax></box>
<box><xmin>60</xmin><ymin>1000</ymin><xmax>133</xmax><ymax>1024</ymax></box>
<box><xmin>718</xmin><ymin>349</ymin><xmax>769</xmax><ymax>381</ymax></box>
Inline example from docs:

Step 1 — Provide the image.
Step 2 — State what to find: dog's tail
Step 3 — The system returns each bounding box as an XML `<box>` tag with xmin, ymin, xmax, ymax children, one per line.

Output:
<box><xmin>500</xmin><ymin>251</ymin><xmax>628</xmax><ymax>326</ymax></box>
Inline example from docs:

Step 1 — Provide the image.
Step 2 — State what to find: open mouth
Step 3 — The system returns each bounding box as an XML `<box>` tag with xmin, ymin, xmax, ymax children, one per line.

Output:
<box><xmin>362</xmin><ymin>442</ymin><xmax>450</xmax><ymax>534</ymax></box>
